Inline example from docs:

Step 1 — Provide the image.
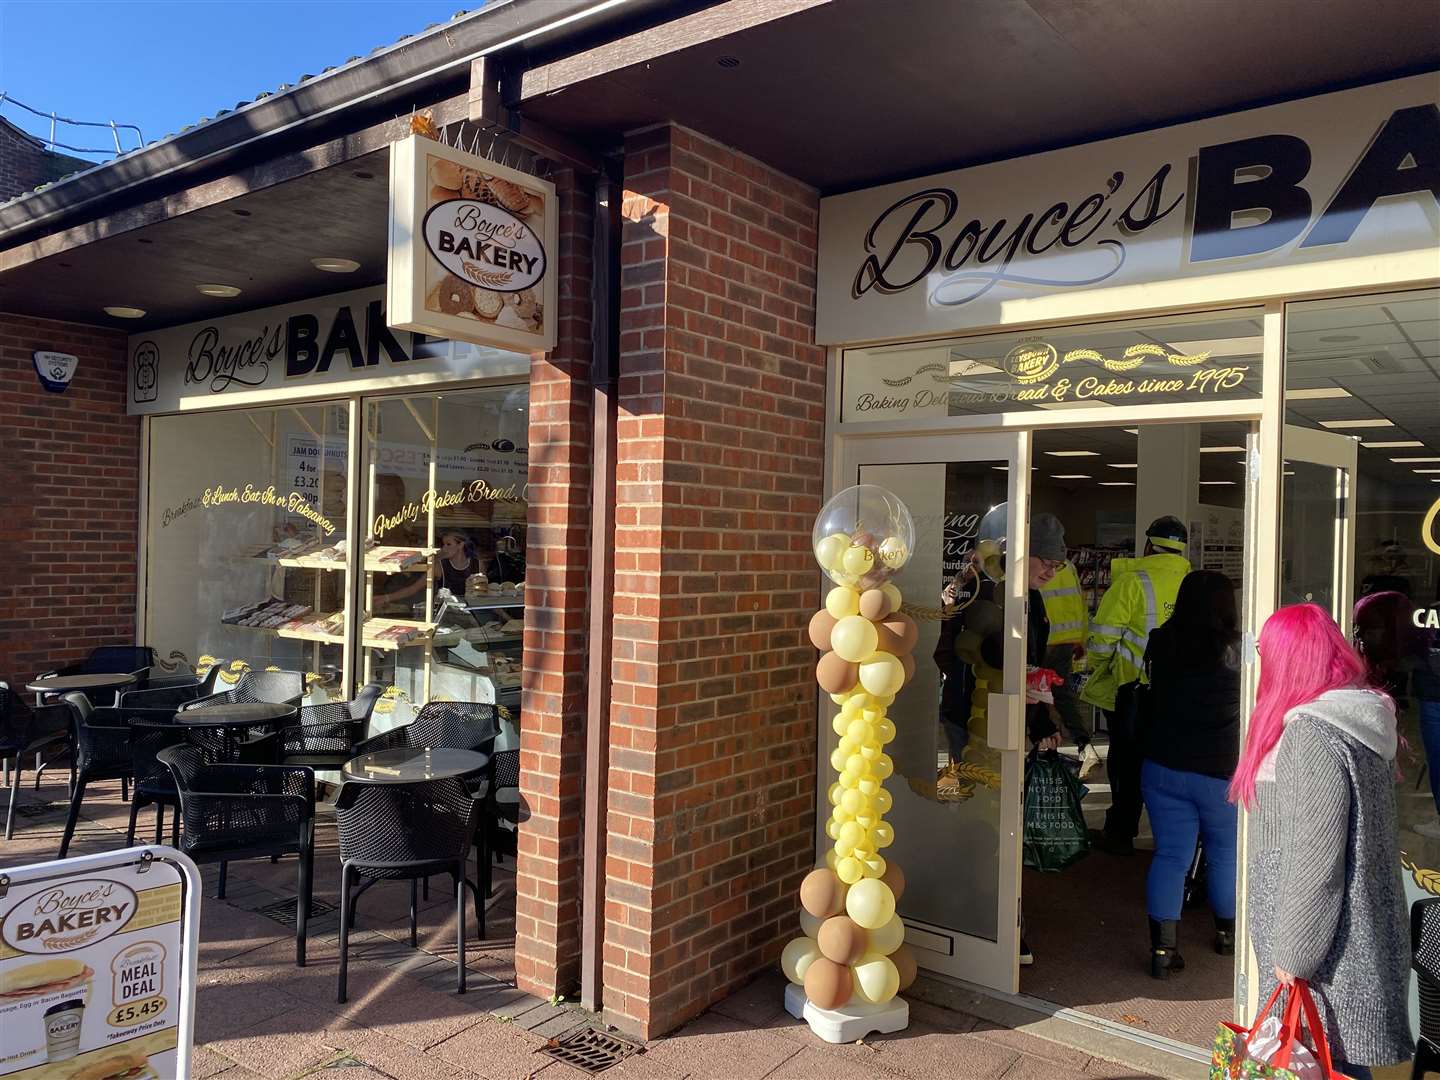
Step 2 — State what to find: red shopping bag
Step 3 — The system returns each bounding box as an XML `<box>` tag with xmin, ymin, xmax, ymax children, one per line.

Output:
<box><xmin>1210</xmin><ymin>980</ymin><xmax>1337</xmax><ymax>1079</ymax></box>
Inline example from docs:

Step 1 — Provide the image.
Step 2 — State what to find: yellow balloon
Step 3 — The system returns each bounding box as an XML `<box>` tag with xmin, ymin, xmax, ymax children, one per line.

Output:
<box><xmin>838</xmin><ymin>821</ymin><xmax>864</xmax><ymax>848</ymax></box>
<box><xmin>815</xmin><ymin>534</ymin><xmax>848</xmax><ymax>572</ymax></box>
<box><xmin>873</xmin><ymin>754</ymin><xmax>894</xmax><ymax>780</ymax></box>
<box><xmin>869</xmin><ymin>916</ymin><xmax>905</xmax><ymax>955</ymax></box>
<box><xmin>828</xmin><ymin>782</ymin><xmax>844</xmax><ymax>806</ymax></box>
<box><xmin>860</xmin><ymin>853</ymin><xmax>886</xmax><ymax>878</ymax></box>
<box><xmin>825</xmin><ymin>849</ymin><xmax>838</xmax><ymax>870</ymax></box>
<box><xmin>845</xmin><ymin>878</ymin><xmax>897</xmax><ymax>929</ymax></box>
<box><xmin>854</xmin><ymin>811</ymin><xmax>877</xmax><ymax>830</ymax></box>
<box><xmin>832</xmin><ymin>714</ymin><xmax>847</xmax><ymax>736</ymax></box>
<box><xmin>829</xmin><ymin>747</ymin><xmax>847</xmax><ymax>772</ymax></box>
<box><xmin>836</xmin><ymin>856</ymin><xmax>863</xmax><ymax>885</ymax></box>
<box><xmin>845</xmin><ymin>753</ymin><xmax>868</xmax><ymax>777</ymax></box>
<box><xmin>872</xmin><ymin>822</ymin><xmax>894</xmax><ymax>848</ymax></box>
<box><xmin>877</xmin><ymin>718</ymin><xmax>896</xmax><ymax>743</ymax></box>
<box><xmin>832</xmin><ymin>805</ymin><xmax>852</xmax><ymax>824</ymax></box>
<box><xmin>880</xmin><ymin>582</ymin><xmax>902</xmax><ymax>610</ymax></box>
<box><xmin>825</xmin><ymin>586</ymin><xmax>860</xmax><ymax>619</ymax></box>
<box><xmin>845</xmin><ymin>717</ymin><xmax>871</xmax><ymax>742</ymax></box>
<box><xmin>841</xmin><ymin>545</ymin><xmax>875</xmax><ymax>576</ymax></box>
<box><xmin>853</xmin><ymin>953</ymin><xmax>900</xmax><ymax>1004</ymax></box>
<box><xmin>839</xmin><ymin>771</ymin><xmax>859</xmax><ymax>790</ymax></box>
<box><xmin>834</xmin><ymin>837</ymin><xmax>855</xmax><ymax>858</ymax></box>
<box><xmin>830</xmin><ymin>615</ymin><xmax>879</xmax><ymax>664</ymax></box>
<box><xmin>876</xmin><ymin>692</ymin><xmax>896</xmax><ymax>707</ymax></box>
<box><xmin>859</xmin><ymin>652</ymin><xmax>904</xmax><ymax>697</ymax></box>
<box><xmin>875</xmin><ymin>788</ymin><xmax>893</xmax><ymax>814</ymax></box>
<box><xmin>840</xmin><ymin>788</ymin><xmax>868</xmax><ymax>816</ymax></box>
<box><xmin>841</xmin><ymin>694</ymin><xmax>868</xmax><ymax>716</ymax></box>
<box><xmin>878</xmin><ymin>536</ymin><xmax>909</xmax><ymax>569</ymax></box>
<box><xmin>800</xmin><ymin>909</ymin><xmax>824</xmax><ymax>938</ymax></box>
<box><xmin>782</xmin><ymin>936</ymin><xmax>821</xmax><ymax>985</ymax></box>
<box><xmin>837</xmin><ymin>736</ymin><xmax>858</xmax><ymax>757</ymax></box>
<box><xmin>859</xmin><ymin>776</ymin><xmax>881</xmax><ymax>798</ymax></box>
<box><xmin>859</xmin><ymin>743</ymin><xmax>881</xmax><ymax>762</ymax></box>
<box><xmin>829</xmin><ymin>691</ymin><xmax>847</xmax><ymax>705</ymax></box>
<box><xmin>825</xmin><ymin>820</ymin><xmax>840</xmax><ymax>841</ymax></box>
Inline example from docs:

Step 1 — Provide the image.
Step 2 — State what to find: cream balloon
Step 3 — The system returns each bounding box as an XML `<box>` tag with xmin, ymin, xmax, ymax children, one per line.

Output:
<box><xmin>800</xmin><ymin>909</ymin><xmax>824</xmax><ymax>938</ymax></box>
<box><xmin>836</xmin><ymin>856</ymin><xmax>863</xmax><ymax>885</ymax></box>
<box><xmin>831</xmin><ymin>714</ymin><xmax>847</xmax><ymax>736</ymax></box>
<box><xmin>880</xmin><ymin>582</ymin><xmax>902</xmax><ymax>611</ymax></box>
<box><xmin>781</xmin><ymin>936</ymin><xmax>821</xmax><ymax>985</ymax></box>
<box><xmin>825</xmin><ymin>586</ymin><xmax>860</xmax><ymax>619</ymax></box>
<box><xmin>869</xmin><ymin>915</ymin><xmax>905</xmax><ymax>955</ymax></box>
<box><xmin>878</xmin><ymin>536</ymin><xmax>909</xmax><ymax>569</ymax></box>
<box><xmin>853</xmin><ymin>953</ymin><xmax>900</xmax><ymax>1004</ymax></box>
<box><xmin>841</xmin><ymin>545</ymin><xmax>875</xmax><ymax>577</ymax></box>
<box><xmin>845</xmin><ymin>878</ymin><xmax>897</xmax><ymax>929</ymax></box>
<box><xmin>830</xmin><ymin>615</ymin><xmax>880</xmax><ymax>664</ymax></box>
<box><xmin>814</xmin><ymin>534</ymin><xmax>848</xmax><ymax>572</ymax></box>
<box><xmin>859</xmin><ymin>852</ymin><xmax>886</xmax><ymax>879</ymax></box>
<box><xmin>858</xmin><ymin>652</ymin><xmax>904</xmax><ymax>697</ymax></box>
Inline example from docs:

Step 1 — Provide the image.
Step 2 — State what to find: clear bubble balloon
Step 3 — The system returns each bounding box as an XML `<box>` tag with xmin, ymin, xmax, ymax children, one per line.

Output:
<box><xmin>813</xmin><ymin>485</ymin><xmax>916</xmax><ymax>588</ymax></box>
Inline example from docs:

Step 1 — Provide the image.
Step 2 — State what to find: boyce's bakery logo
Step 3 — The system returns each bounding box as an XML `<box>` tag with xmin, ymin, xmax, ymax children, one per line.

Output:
<box><xmin>1</xmin><ymin>879</ymin><xmax>138</xmax><ymax>954</ymax></box>
<box><xmin>422</xmin><ymin>199</ymin><xmax>546</xmax><ymax>294</ymax></box>
<box><xmin>851</xmin><ymin>103</ymin><xmax>1439</xmax><ymax>309</ymax></box>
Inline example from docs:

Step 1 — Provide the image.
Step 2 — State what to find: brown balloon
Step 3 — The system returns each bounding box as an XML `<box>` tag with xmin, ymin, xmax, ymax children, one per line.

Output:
<box><xmin>877</xmin><ymin>612</ymin><xmax>919</xmax><ymax>656</ymax></box>
<box><xmin>803</xmin><ymin>957</ymin><xmax>853</xmax><ymax>1011</ymax></box>
<box><xmin>899</xmin><ymin>651</ymin><xmax>916</xmax><ymax>685</ymax></box>
<box><xmin>817</xmin><ymin>916</ymin><xmax>868</xmax><ymax>965</ymax></box>
<box><xmin>858</xmin><ymin>589</ymin><xmax>893</xmax><ymax>621</ymax></box>
<box><xmin>808</xmin><ymin>609</ymin><xmax>837</xmax><ymax>652</ymax></box>
<box><xmin>891</xmin><ymin>943</ymin><xmax>918</xmax><ymax>992</ymax></box>
<box><xmin>880</xmin><ymin>861</ymin><xmax>906</xmax><ymax>904</ymax></box>
<box><xmin>816</xmin><ymin>652</ymin><xmax>859</xmax><ymax>695</ymax></box>
<box><xmin>799</xmin><ymin>868</ymin><xmax>847</xmax><ymax>919</ymax></box>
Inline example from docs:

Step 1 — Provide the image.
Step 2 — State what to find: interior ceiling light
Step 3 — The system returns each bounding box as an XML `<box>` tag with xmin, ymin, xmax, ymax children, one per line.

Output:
<box><xmin>1200</xmin><ymin>480</ymin><xmax>1236</xmax><ymax>485</ymax></box>
<box><xmin>1200</xmin><ymin>445</ymin><xmax>1246</xmax><ymax>453</ymax></box>
<box><xmin>1415</xmin><ymin>469</ymin><xmax>1440</xmax><ymax>474</ymax></box>
<box><xmin>1045</xmin><ymin>450</ymin><xmax>1101</xmax><ymax>457</ymax></box>
<box><xmin>1319</xmin><ymin>418</ymin><xmax>1394</xmax><ymax>429</ymax></box>
<box><xmin>1051</xmin><ymin>474</ymin><xmax>1091</xmax><ymax>480</ymax></box>
<box><xmin>1123</xmin><ymin>428</ymin><xmax>1139</xmax><ymax>435</ymax></box>
<box><xmin>1099</xmin><ymin>481</ymin><xmax>1135</xmax><ymax>487</ymax></box>
<box><xmin>102</xmin><ymin>306</ymin><xmax>146</xmax><ymax>318</ymax></box>
<box><xmin>1287</xmin><ymin>387</ymin><xmax>1352</xmax><ymax>400</ymax></box>
<box><xmin>1361</xmin><ymin>439</ymin><xmax>1424</xmax><ymax>448</ymax></box>
<box><xmin>1109</xmin><ymin>463</ymin><xmax>1138</xmax><ymax>469</ymax></box>
<box><xmin>312</xmin><ymin>257</ymin><xmax>360</xmax><ymax>273</ymax></box>
<box><xmin>1318</xmin><ymin>333</ymin><xmax>1361</xmax><ymax>343</ymax></box>
<box><xmin>1393</xmin><ymin>456</ymin><xmax>1440</xmax><ymax>463</ymax></box>
<box><xmin>196</xmin><ymin>283</ymin><xmax>241</xmax><ymax>298</ymax></box>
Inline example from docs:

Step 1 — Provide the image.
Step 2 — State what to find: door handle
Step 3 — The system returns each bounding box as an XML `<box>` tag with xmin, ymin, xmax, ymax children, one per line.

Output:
<box><xmin>987</xmin><ymin>691</ymin><xmax>1023</xmax><ymax>752</ymax></box>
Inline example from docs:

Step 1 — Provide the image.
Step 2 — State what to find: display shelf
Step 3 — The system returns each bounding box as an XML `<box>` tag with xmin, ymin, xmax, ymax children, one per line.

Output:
<box><xmin>365</xmin><ymin>547</ymin><xmax>436</xmax><ymax>573</ymax></box>
<box><xmin>462</xmin><ymin>596</ymin><xmax>524</xmax><ymax>610</ymax></box>
<box><xmin>277</xmin><ymin>556</ymin><xmax>347</xmax><ymax>570</ymax></box>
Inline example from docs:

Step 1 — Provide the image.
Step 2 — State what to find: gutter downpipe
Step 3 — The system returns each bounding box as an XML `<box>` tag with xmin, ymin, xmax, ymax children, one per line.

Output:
<box><xmin>580</xmin><ymin>157</ymin><xmax>622</xmax><ymax>1011</ymax></box>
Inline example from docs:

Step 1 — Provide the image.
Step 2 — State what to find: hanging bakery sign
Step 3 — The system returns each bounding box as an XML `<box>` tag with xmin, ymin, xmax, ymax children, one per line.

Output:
<box><xmin>387</xmin><ymin>133</ymin><xmax>558</xmax><ymax>352</ymax></box>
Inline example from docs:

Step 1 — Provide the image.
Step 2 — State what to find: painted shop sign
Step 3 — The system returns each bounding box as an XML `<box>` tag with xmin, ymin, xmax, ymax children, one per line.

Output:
<box><xmin>387</xmin><ymin>134</ymin><xmax>559</xmax><ymax>352</ymax></box>
<box><xmin>817</xmin><ymin>75</ymin><xmax>1440</xmax><ymax>343</ymax></box>
<box><xmin>125</xmin><ymin>286</ymin><xmax>528</xmax><ymax>416</ymax></box>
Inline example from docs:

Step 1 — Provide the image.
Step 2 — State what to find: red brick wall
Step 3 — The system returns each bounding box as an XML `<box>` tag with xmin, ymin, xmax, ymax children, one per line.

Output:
<box><xmin>0</xmin><ymin>314</ymin><xmax>140</xmax><ymax>681</ymax></box>
<box><xmin>604</xmin><ymin>125</ymin><xmax>825</xmax><ymax>1038</ymax></box>
<box><xmin>0</xmin><ymin>121</ymin><xmax>90</xmax><ymax>202</ymax></box>
<box><xmin>514</xmin><ymin>168</ymin><xmax>595</xmax><ymax>997</ymax></box>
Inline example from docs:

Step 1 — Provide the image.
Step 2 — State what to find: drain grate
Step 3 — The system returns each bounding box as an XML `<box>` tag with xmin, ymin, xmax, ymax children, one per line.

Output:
<box><xmin>255</xmin><ymin>896</ymin><xmax>337</xmax><ymax>927</ymax></box>
<box><xmin>537</xmin><ymin>1028</ymin><xmax>642</xmax><ymax>1075</ymax></box>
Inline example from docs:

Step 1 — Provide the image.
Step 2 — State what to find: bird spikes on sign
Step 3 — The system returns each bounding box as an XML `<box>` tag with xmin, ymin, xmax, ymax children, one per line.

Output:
<box><xmin>403</xmin><ymin>108</ymin><xmax>551</xmax><ymax>179</ymax></box>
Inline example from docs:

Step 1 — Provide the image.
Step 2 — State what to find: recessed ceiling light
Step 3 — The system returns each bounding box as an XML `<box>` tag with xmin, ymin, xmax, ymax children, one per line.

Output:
<box><xmin>1200</xmin><ymin>445</ymin><xmax>1246</xmax><ymax>453</ymax></box>
<box><xmin>1200</xmin><ymin>480</ymin><xmax>1236</xmax><ymax>486</ymax></box>
<box><xmin>312</xmin><ymin>257</ymin><xmax>360</xmax><ymax>273</ymax></box>
<box><xmin>1109</xmin><ymin>463</ymin><xmax>1138</xmax><ymax>469</ymax></box>
<box><xmin>102</xmin><ymin>306</ymin><xmax>146</xmax><ymax>318</ymax></box>
<box><xmin>716</xmin><ymin>55</ymin><xmax>742</xmax><ymax>68</ymax></box>
<box><xmin>1051</xmin><ymin>474</ymin><xmax>1091</xmax><ymax>480</ymax></box>
<box><xmin>231</xmin><ymin>208</ymin><xmax>252</xmax><ymax>217</ymax></box>
<box><xmin>1415</xmin><ymin>469</ymin><xmax>1440</xmax><ymax>474</ymax></box>
<box><xmin>1123</xmin><ymin>428</ymin><xmax>1139</xmax><ymax>435</ymax></box>
<box><xmin>1319</xmin><ymin>418</ymin><xmax>1394</xmax><ymax>429</ymax></box>
<box><xmin>991</xmin><ymin>466</ymin><xmax>1008</xmax><ymax>471</ymax></box>
<box><xmin>196</xmin><ymin>283</ymin><xmax>241</xmax><ymax>298</ymax></box>
<box><xmin>1098</xmin><ymin>481</ymin><xmax>1135</xmax><ymax>487</ymax></box>
<box><xmin>1361</xmin><ymin>439</ymin><xmax>1424</xmax><ymax>448</ymax></box>
<box><xmin>1045</xmin><ymin>450</ymin><xmax>1100</xmax><ymax>457</ymax></box>
<box><xmin>1392</xmin><ymin>456</ymin><xmax>1440</xmax><ymax>463</ymax></box>
<box><xmin>1317</xmin><ymin>334</ymin><xmax>1361</xmax><ymax>343</ymax></box>
<box><xmin>1287</xmin><ymin>387</ymin><xmax>1352</xmax><ymax>400</ymax></box>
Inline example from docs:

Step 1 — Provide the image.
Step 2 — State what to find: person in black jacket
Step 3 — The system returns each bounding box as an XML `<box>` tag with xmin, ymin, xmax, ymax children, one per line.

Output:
<box><xmin>1139</xmin><ymin>569</ymin><xmax>1241</xmax><ymax>978</ymax></box>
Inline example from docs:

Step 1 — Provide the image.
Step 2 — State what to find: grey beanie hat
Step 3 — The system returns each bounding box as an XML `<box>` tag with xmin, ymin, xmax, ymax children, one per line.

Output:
<box><xmin>976</xmin><ymin>504</ymin><xmax>1067</xmax><ymax>563</ymax></box>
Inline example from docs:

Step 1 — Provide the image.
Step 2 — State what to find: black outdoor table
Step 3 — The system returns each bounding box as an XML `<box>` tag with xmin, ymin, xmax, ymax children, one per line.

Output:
<box><xmin>176</xmin><ymin>701</ymin><xmax>296</xmax><ymax>763</ymax></box>
<box><xmin>26</xmin><ymin>672</ymin><xmax>137</xmax><ymax>698</ymax></box>
<box><xmin>341</xmin><ymin>747</ymin><xmax>488</xmax><ymax>784</ymax></box>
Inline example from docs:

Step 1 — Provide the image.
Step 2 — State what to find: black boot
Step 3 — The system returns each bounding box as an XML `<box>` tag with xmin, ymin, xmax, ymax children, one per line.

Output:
<box><xmin>1149</xmin><ymin>918</ymin><xmax>1185</xmax><ymax>979</ymax></box>
<box><xmin>1214</xmin><ymin>916</ymin><xmax>1236</xmax><ymax>956</ymax></box>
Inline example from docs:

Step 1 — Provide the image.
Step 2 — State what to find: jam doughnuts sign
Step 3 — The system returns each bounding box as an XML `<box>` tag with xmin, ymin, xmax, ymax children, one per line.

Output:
<box><xmin>388</xmin><ymin>133</ymin><xmax>558</xmax><ymax>352</ymax></box>
<box><xmin>0</xmin><ymin>848</ymin><xmax>199</xmax><ymax>1078</ymax></box>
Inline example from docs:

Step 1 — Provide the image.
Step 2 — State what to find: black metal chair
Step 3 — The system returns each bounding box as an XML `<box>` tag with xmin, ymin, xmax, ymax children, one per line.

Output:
<box><xmin>335</xmin><ymin>776</ymin><xmax>481</xmax><ymax>1002</ymax></box>
<box><xmin>157</xmin><ymin>744</ymin><xmax>316</xmax><ymax>966</ymax></box>
<box><xmin>2</xmin><ymin>688</ymin><xmax>73</xmax><ymax>840</ymax></box>
<box><xmin>40</xmin><ymin>646</ymin><xmax>155</xmax><ymax>688</ymax></box>
<box><xmin>119</xmin><ymin>662</ymin><xmax>225</xmax><ymax>711</ymax></box>
<box><xmin>482</xmin><ymin>748</ymin><xmax>521</xmax><ymax>899</ymax></box>
<box><xmin>127</xmin><ymin>718</ymin><xmax>189</xmax><ymax>847</ymax></box>
<box><xmin>351</xmin><ymin>701</ymin><xmax>500</xmax><ymax>758</ymax></box>
<box><xmin>57</xmin><ymin>704</ymin><xmax>173</xmax><ymax>857</ymax></box>
<box><xmin>279</xmin><ymin>683</ymin><xmax>384</xmax><ymax>769</ymax></box>
<box><xmin>181</xmin><ymin>669</ymin><xmax>304</xmax><ymax>711</ymax></box>
<box><xmin>1412</xmin><ymin>896</ymin><xmax>1440</xmax><ymax>1079</ymax></box>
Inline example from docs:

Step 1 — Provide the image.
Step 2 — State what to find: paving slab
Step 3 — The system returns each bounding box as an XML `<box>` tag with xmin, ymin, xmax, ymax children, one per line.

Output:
<box><xmin>641</xmin><ymin>1013</ymin><xmax>802</xmax><ymax>1080</ymax></box>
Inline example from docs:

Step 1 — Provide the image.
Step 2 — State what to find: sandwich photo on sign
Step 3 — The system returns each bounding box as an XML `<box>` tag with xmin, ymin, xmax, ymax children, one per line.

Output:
<box><xmin>387</xmin><ymin>133</ymin><xmax>558</xmax><ymax>352</ymax></box>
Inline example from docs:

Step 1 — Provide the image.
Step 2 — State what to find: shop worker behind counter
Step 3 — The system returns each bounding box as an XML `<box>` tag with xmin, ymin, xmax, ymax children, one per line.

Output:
<box><xmin>1082</xmin><ymin>516</ymin><xmax>1192</xmax><ymax>856</ymax></box>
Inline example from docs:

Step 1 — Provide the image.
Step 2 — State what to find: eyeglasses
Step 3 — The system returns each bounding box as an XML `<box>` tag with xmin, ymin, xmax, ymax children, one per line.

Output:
<box><xmin>1038</xmin><ymin>558</ymin><xmax>1065</xmax><ymax>573</ymax></box>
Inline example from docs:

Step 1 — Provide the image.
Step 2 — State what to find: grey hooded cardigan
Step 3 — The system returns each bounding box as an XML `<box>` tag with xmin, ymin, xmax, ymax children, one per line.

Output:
<box><xmin>1247</xmin><ymin>688</ymin><xmax>1414</xmax><ymax>1066</ymax></box>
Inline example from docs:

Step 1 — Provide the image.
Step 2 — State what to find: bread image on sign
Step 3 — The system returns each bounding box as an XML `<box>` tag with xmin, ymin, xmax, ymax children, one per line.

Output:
<box><xmin>63</xmin><ymin>1048</ymin><xmax>155</xmax><ymax>1080</ymax></box>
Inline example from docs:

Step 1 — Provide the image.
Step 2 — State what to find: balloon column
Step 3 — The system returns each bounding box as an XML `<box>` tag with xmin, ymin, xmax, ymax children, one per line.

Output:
<box><xmin>782</xmin><ymin>485</ymin><xmax>919</xmax><ymax>1034</ymax></box>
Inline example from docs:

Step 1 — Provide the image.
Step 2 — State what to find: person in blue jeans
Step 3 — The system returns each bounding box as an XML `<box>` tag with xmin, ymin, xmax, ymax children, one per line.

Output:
<box><xmin>1138</xmin><ymin>570</ymin><xmax>1241</xmax><ymax>978</ymax></box>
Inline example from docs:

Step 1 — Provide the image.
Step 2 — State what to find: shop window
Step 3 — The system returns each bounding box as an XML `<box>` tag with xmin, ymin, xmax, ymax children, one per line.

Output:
<box><xmin>839</xmin><ymin>308</ymin><xmax>1264</xmax><ymax>423</ymax></box>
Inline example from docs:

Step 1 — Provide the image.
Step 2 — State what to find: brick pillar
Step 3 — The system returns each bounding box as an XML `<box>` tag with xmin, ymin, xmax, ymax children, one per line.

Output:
<box><xmin>515</xmin><ymin>168</ymin><xmax>595</xmax><ymax>997</ymax></box>
<box><xmin>604</xmin><ymin>125</ymin><xmax>826</xmax><ymax>1038</ymax></box>
<box><xmin>0</xmin><ymin>315</ymin><xmax>139</xmax><ymax>679</ymax></box>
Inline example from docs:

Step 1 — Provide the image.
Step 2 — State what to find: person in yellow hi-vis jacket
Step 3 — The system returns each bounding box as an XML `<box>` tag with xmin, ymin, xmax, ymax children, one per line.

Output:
<box><xmin>1082</xmin><ymin>516</ymin><xmax>1191</xmax><ymax>855</ymax></box>
<box><xmin>1041</xmin><ymin>560</ymin><xmax>1101</xmax><ymax>778</ymax></box>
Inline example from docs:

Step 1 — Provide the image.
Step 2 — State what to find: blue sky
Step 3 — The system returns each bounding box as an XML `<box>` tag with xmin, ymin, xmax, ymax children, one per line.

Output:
<box><xmin>0</xmin><ymin>1</ymin><xmax>473</xmax><ymax>162</ymax></box>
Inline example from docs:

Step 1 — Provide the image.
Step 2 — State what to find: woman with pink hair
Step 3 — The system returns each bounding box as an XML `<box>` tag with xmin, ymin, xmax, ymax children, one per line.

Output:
<box><xmin>1235</xmin><ymin>604</ymin><xmax>1412</xmax><ymax>1079</ymax></box>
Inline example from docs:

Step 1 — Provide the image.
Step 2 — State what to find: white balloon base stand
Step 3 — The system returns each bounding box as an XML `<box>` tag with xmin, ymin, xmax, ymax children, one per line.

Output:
<box><xmin>783</xmin><ymin>982</ymin><xmax>909</xmax><ymax>1044</ymax></box>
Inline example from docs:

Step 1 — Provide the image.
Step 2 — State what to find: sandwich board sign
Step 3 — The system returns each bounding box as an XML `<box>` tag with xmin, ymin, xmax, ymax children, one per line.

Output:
<box><xmin>0</xmin><ymin>847</ymin><xmax>200</xmax><ymax>1078</ymax></box>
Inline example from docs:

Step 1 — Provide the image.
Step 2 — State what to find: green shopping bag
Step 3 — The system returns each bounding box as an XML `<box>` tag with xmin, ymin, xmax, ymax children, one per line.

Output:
<box><xmin>1022</xmin><ymin>750</ymin><xmax>1089</xmax><ymax>872</ymax></box>
<box><xmin>1211</xmin><ymin>980</ymin><xmax>1338</xmax><ymax>1079</ymax></box>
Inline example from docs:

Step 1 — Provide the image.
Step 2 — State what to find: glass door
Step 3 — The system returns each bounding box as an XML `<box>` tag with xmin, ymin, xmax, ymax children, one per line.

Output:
<box><xmin>831</xmin><ymin>431</ymin><xmax>1030</xmax><ymax>991</ymax></box>
<box><xmin>1280</xmin><ymin>424</ymin><xmax>1359</xmax><ymax>632</ymax></box>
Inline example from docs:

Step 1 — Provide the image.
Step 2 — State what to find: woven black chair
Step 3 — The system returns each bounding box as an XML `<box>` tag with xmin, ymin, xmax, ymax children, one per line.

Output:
<box><xmin>482</xmin><ymin>748</ymin><xmax>521</xmax><ymax>898</ymax></box>
<box><xmin>1412</xmin><ymin>896</ymin><xmax>1440</xmax><ymax>1079</ymax></box>
<box><xmin>57</xmin><ymin>703</ymin><xmax>175</xmax><ymax>857</ymax></box>
<box><xmin>351</xmin><ymin>701</ymin><xmax>500</xmax><ymax>758</ymax></box>
<box><xmin>335</xmin><ymin>776</ymin><xmax>481</xmax><ymax>1002</ymax></box>
<box><xmin>279</xmin><ymin>683</ymin><xmax>384</xmax><ymax>769</ymax></box>
<box><xmin>127</xmin><ymin>718</ymin><xmax>190</xmax><ymax>847</ymax></box>
<box><xmin>2</xmin><ymin>689</ymin><xmax>73</xmax><ymax>840</ymax></box>
<box><xmin>181</xmin><ymin>669</ymin><xmax>305</xmax><ymax>711</ymax></box>
<box><xmin>119</xmin><ymin>662</ymin><xmax>225</xmax><ymax>711</ymax></box>
<box><xmin>157</xmin><ymin>744</ymin><xmax>316</xmax><ymax>965</ymax></box>
<box><xmin>40</xmin><ymin>646</ymin><xmax>155</xmax><ymax>688</ymax></box>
